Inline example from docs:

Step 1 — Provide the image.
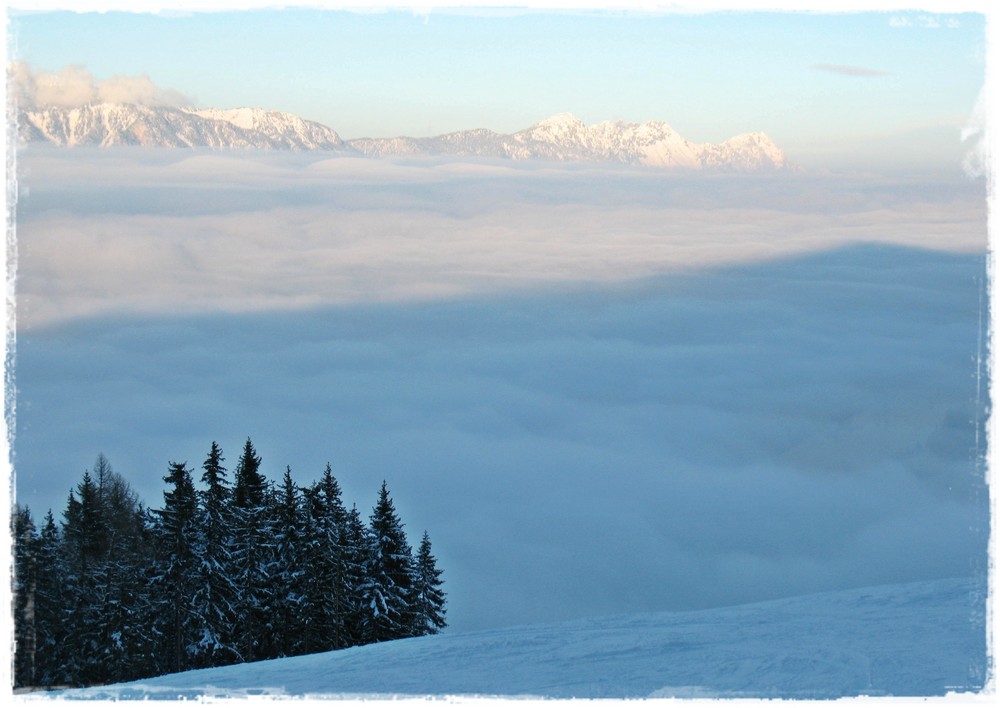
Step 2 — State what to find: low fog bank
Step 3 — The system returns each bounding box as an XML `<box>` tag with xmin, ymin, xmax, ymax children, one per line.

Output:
<box><xmin>12</xmin><ymin>244</ymin><xmax>989</xmax><ymax>632</ymax></box>
<box><xmin>12</xmin><ymin>148</ymin><xmax>987</xmax><ymax>329</ymax></box>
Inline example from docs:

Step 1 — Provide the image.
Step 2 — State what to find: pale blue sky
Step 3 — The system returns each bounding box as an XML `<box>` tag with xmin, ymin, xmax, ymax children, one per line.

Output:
<box><xmin>6</xmin><ymin>6</ymin><xmax>987</xmax><ymax>170</ymax></box>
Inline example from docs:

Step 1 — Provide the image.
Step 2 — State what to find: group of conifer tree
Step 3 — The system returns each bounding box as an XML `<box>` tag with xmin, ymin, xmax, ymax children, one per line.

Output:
<box><xmin>11</xmin><ymin>438</ymin><xmax>446</xmax><ymax>690</ymax></box>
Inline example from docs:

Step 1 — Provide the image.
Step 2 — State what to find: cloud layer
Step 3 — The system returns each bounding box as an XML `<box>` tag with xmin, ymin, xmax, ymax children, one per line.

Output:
<box><xmin>9</xmin><ymin>63</ymin><xmax>191</xmax><ymax>110</ymax></box>
<box><xmin>13</xmin><ymin>245</ymin><xmax>989</xmax><ymax>632</ymax></box>
<box><xmin>12</xmin><ymin>149</ymin><xmax>988</xmax><ymax>330</ymax></box>
<box><xmin>9</xmin><ymin>150</ymin><xmax>990</xmax><ymax>632</ymax></box>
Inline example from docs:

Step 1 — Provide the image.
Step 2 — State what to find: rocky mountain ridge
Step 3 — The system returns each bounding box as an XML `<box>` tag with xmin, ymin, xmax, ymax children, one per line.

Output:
<box><xmin>350</xmin><ymin>112</ymin><xmax>787</xmax><ymax>169</ymax></box>
<box><xmin>18</xmin><ymin>103</ymin><xmax>787</xmax><ymax>169</ymax></box>
<box><xmin>19</xmin><ymin>103</ymin><xmax>348</xmax><ymax>150</ymax></box>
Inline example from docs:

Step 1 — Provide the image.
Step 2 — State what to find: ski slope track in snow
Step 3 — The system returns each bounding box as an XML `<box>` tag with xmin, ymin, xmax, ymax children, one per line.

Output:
<box><xmin>38</xmin><ymin>577</ymin><xmax>990</xmax><ymax>700</ymax></box>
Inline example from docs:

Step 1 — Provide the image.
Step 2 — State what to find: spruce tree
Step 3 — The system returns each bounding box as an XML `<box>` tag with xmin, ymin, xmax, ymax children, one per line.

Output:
<box><xmin>230</xmin><ymin>437</ymin><xmax>275</xmax><ymax>661</ymax></box>
<box><xmin>269</xmin><ymin>466</ymin><xmax>309</xmax><ymax>657</ymax></box>
<box><xmin>191</xmin><ymin>441</ymin><xmax>241</xmax><ymax>668</ymax></box>
<box><xmin>300</xmin><ymin>463</ymin><xmax>350</xmax><ymax>652</ymax></box>
<box><xmin>342</xmin><ymin>503</ymin><xmax>373</xmax><ymax>646</ymax></box>
<box><xmin>118</xmin><ymin>507</ymin><xmax>160</xmax><ymax>682</ymax></box>
<box><xmin>151</xmin><ymin>461</ymin><xmax>200</xmax><ymax>675</ymax></box>
<box><xmin>90</xmin><ymin>456</ymin><xmax>153</xmax><ymax>683</ymax></box>
<box><xmin>75</xmin><ymin>470</ymin><xmax>108</xmax><ymax>572</ymax></box>
<box><xmin>233</xmin><ymin>437</ymin><xmax>265</xmax><ymax>509</ymax></box>
<box><xmin>412</xmin><ymin>531</ymin><xmax>448</xmax><ymax>636</ymax></box>
<box><xmin>318</xmin><ymin>462</ymin><xmax>351</xmax><ymax>649</ymax></box>
<box><xmin>100</xmin><ymin>516</ymin><xmax>156</xmax><ymax>684</ymax></box>
<box><xmin>360</xmin><ymin>481</ymin><xmax>416</xmax><ymax>644</ymax></box>
<box><xmin>61</xmin><ymin>471</ymin><xmax>115</xmax><ymax>685</ymax></box>
<box><xmin>31</xmin><ymin>510</ymin><xmax>70</xmax><ymax>688</ymax></box>
<box><xmin>12</xmin><ymin>505</ymin><xmax>38</xmax><ymax>689</ymax></box>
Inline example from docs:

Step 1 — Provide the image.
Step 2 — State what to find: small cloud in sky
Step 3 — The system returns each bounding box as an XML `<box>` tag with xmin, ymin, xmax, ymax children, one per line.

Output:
<box><xmin>97</xmin><ymin>73</ymin><xmax>190</xmax><ymax>108</ymax></box>
<box><xmin>9</xmin><ymin>62</ymin><xmax>192</xmax><ymax>110</ymax></box>
<box><xmin>811</xmin><ymin>64</ymin><xmax>889</xmax><ymax>78</ymax></box>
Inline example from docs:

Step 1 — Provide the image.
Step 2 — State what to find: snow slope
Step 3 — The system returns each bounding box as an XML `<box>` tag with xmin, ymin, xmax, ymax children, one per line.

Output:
<box><xmin>43</xmin><ymin>577</ymin><xmax>990</xmax><ymax>700</ymax></box>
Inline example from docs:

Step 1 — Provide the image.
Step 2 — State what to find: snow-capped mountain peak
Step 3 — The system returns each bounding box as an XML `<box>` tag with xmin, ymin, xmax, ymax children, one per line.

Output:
<box><xmin>536</xmin><ymin>112</ymin><xmax>585</xmax><ymax>128</ymax></box>
<box><xmin>700</xmin><ymin>131</ymin><xmax>786</xmax><ymax>169</ymax></box>
<box><xmin>183</xmin><ymin>106</ymin><xmax>344</xmax><ymax>147</ymax></box>
<box><xmin>529</xmin><ymin>112</ymin><xmax>587</xmax><ymax>140</ymax></box>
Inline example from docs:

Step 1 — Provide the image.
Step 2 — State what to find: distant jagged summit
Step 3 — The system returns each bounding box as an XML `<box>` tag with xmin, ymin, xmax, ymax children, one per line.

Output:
<box><xmin>19</xmin><ymin>104</ymin><xmax>787</xmax><ymax>170</ymax></box>
<box><xmin>350</xmin><ymin>113</ymin><xmax>787</xmax><ymax>169</ymax></box>
<box><xmin>184</xmin><ymin>107</ymin><xmax>349</xmax><ymax>149</ymax></box>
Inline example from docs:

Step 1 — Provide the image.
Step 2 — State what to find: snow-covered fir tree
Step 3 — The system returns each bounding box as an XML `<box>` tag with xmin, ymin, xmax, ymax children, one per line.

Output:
<box><xmin>360</xmin><ymin>481</ymin><xmax>417</xmax><ymax>643</ymax></box>
<box><xmin>230</xmin><ymin>438</ymin><xmax>277</xmax><ymax>662</ymax></box>
<box><xmin>30</xmin><ymin>511</ymin><xmax>70</xmax><ymax>688</ymax></box>
<box><xmin>63</xmin><ymin>471</ymin><xmax>114</xmax><ymax>685</ymax></box>
<box><xmin>342</xmin><ymin>502</ymin><xmax>375</xmax><ymax>646</ymax></box>
<box><xmin>412</xmin><ymin>530</ymin><xmax>448</xmax><ymax>635</ymax></box>
<box><xmin>191</xmin><ymin>441</ymin><xmax>242</xmax><ymax>668</ymax></box>
<box><xmin>12</xmin><ymin>506</ymin><xmax>38</xmax><ymax>689</ymax></box>
<box><xmin>269</xmin><ymin>466</ymin><xmax>309</xmax><ymax>657</ymax></box>
<box><xmin>299</xmin><ymin>463</ymin><xmax>351</xmax><ymax>652</ymax></box>
<box><xmin>151</xmin><ymin>461</ymin><xmax>200</xmax><ymax>675</ymax></box>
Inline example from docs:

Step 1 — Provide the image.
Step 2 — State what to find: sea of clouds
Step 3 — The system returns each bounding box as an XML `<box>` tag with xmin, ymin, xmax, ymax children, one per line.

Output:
<box><xmin>9</xmin><ymin>148</ymin><xmax>990</xmax><ymax>632</ymax></box>
<box><xmin>13</xmin><ymin>148</ymin><xmax>986</xmax><ymax>329</ymax></box>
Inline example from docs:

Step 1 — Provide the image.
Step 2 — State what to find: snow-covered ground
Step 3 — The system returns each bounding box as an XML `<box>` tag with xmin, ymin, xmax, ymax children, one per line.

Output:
<box><xmin>36</xmin><ymin>576</ymin><xmax>990</xmax><ymax>700</ymax></box>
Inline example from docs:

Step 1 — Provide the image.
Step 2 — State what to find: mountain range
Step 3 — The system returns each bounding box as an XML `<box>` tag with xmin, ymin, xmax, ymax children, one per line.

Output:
<box><xmin>18</xmin><ymin>103</ymin><xmax>788</xmax><ymax>170</ymax></box>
